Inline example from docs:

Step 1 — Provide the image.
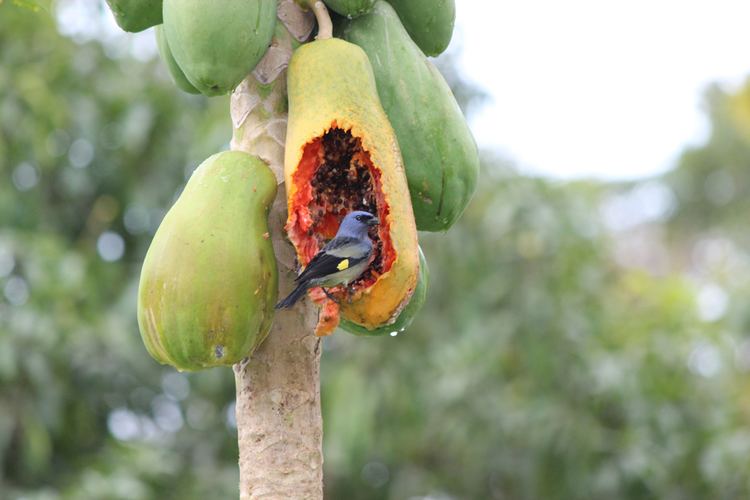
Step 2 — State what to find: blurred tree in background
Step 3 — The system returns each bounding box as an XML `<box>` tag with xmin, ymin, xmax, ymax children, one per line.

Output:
<box><xmin>3</xmin><ymin>2</ymin><xmax>750</xmax><ymax>499</ymax></box>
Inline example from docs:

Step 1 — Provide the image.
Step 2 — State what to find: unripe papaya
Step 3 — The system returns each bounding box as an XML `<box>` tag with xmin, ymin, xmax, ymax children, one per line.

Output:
<box><xmin>323</xmin><ymin>0</ymin><xmax>375</xmax><ymax>18</ymax></box>
<box><xmin>284</xmin><ymin>38</ymin><xmax>419</xmax><ymax>335</ymax></box>
<box><xmin>387</xmin><ymin>0</ymin><xmax>454</xmax><ymax>56</ymax></box>
<box><xmin>341</xmin><ymin>1</ymin><xmax>479</xmax><ymax>231</ymax></box>
<box><xmin>340</xmin><ymin>246</ymin><xmax>428</xmax><ymax>336</ymax></box>
<box><xmin>162</xmin><ymin>0</ymin><xmax>277</xmax><ymax>96</ymax></box>
<box><xmin>155</xmin><ymin>26</ymin><xmax>200</xmax><ymax>95</ymax></box>
<box><xmin>106</xmin><ymin>0</ymin><xmax>162</xmax><ymax>33</ymax></box>
<box><xmin>138</xmin><ymin>151</ymin><xmax>278</xmax><ymax>371</ymax></box>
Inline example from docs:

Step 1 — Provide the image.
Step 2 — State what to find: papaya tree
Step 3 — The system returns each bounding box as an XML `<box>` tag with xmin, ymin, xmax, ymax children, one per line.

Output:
<box><xmin>104</xmin><ymin>0</ymin><xmax>476</xmax><ymax>496</ymax></box>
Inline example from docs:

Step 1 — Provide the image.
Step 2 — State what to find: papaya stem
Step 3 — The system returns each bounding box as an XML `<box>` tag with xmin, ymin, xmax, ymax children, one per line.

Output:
<box><xmin>308</xmin><ymin>0</ymin><xmax>332</xmax><ymax>40</ymax></box>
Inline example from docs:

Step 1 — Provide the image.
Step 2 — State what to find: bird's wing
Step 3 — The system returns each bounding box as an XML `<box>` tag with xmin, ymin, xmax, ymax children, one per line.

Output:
<box><xmin>296</xmin><ymin>237</ymin><xmax>370</xmax><ymax>283</ymax></box>
<box><xmin>322</xmin><ymin>236</ymin><xmax>365</xmax><ymax>255</ymax></box>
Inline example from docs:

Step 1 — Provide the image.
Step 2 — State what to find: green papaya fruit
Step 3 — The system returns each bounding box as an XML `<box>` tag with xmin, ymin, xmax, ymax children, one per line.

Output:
<box><xmin>323</xmin><ymin>0</ymin><xmax>375</xmax><ymax>18</ymax></box>
<box><xmin>163</xmin><ymin>0</ymin><xmax>277</xmax><ymax>96</ymax></box>
<box><xmin>387</xmin><ymin>0</ymin><xmax>454</xmax><ymax>56</ymax></box>
<box><xmin>137</xmin><ymin>151</ymin><xmax>278</xmax><ymax>371</ymax></box>
<box><xmin>105</xmin><ymin>0</ymin><xmax>162</xmax><ymax>33</ymax></box>
<box><xmin>340</xmin><ymin>1</ymin><xmax>479</xmax><ymax>231</ymax></box>
<box><xmin>155</xmin><ymin>26</ymin><xmax>200</xmax><ymax>95</ymax></box>
<box><xmin>339</xmin><ymin>246</ymin><xmax>428</xmax><ymax>336</ymax></box>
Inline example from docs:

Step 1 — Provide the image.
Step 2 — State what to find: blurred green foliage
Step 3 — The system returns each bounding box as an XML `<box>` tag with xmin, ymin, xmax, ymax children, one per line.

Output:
<box><xmin>3</xmin><ymin>2</ymin><xmax>750</xmax><ymax>499</ymax></box>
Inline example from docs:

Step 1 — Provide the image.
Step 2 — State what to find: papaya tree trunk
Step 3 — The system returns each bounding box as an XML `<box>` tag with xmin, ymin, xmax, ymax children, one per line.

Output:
<box><xmin>230</xmin><ymin>5</ymin><xmax>324</xmax><ymax>498</ymax></box>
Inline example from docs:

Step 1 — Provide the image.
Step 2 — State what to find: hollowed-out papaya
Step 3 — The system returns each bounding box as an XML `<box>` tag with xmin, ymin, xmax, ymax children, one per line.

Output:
<box><xmin>284</xmin><ymin>38</ymin><xmax>419</xmax><ymax>335</ymax></box>
<box><xmin>323</xmin><ymin>0</ymin><xmax>375</xmax><ymax>18</ymax></box>
<box><xmin>386</xmin><ymin>0</ymin><xmax>454</xmax><ymax>56</ymax></box>
<box><xmin>138</xmin><ymin>151</ymin><xmax>278</xmax><ymax>371</ymax></box>
<box><xmin>155</xmin><ymin>26</ymin><xmax>200</xmax><ymax>95</ymax></box>
<box><xmin>340</xmin><ymin>246</ymin><xmax>428</xmax><ymax>336</ymax></box>
<box><xmin>162</xmin><ymin>0</ymin><xmax>277</xmax><ymax>96</ymax></box>
<box><xmin>341</xmin><ymin>1</ymin><xmax>479</xmax><ymax>231</ymax></box>
<box><xmin>106</xmin><ymin>0</ymin><xmax>162</xmax><ymax>33</ymax></box>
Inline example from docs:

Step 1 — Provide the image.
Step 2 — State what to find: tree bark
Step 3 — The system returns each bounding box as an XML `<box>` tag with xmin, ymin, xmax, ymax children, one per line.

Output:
<box><xmin>230</xmin><ymin>5</ymin><xmax>324</xmax><ymax>498</ymax></box>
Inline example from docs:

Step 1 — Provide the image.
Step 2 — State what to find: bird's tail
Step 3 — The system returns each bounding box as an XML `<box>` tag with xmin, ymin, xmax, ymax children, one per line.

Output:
<box><xmin>275</xmin><ymin>281</ymin><xmax>309</xmax><ymax>309</ymax></box>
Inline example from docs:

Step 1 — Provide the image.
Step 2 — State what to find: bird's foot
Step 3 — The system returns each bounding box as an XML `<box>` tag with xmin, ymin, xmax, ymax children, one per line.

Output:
<box><xmin>322</xmin><ymin>287</ymin><xmax>340</xmax><ymax>304</ymax></box>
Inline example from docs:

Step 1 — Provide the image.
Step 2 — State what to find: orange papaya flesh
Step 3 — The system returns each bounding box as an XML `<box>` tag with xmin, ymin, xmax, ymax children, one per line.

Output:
<box><xmin>315</xmin><ymin>299</ymin><xmax>341</xmax><ymax>337</ymax></box>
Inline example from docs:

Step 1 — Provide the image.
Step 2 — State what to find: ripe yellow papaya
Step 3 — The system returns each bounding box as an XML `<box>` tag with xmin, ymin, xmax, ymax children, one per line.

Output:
<box><xmin>284</xmin><ymin>38</ymin><xmax>419</xmax><ymax>334</ymax></box>
<box><xmin>155</xmin><ymin>26</ymin><xmax>200</xmax><ymax>95</ymax></box>
<box><xmin>106</xmin><ymin>0</ymin><xmax>162</xmax><ymax>33</ymax></box>
<box><xmin>386</xmin><ymin>0</ymin><xmax>454</xmax><ymax>56</ymax></box>
<box><xmin>339</xmin><ymin>246</ymin><xmax>428</xmax><ymax>336</ymax></box>
<box><xmin>341</xmin><ymin>1</ymin><xmax>479</xmax><ymax>231</ymax></box>
<box><xmin>138</xmin><ymin>151</ymin><xmax>278</xmax><ymax>371</ymax></box>
<box><xmin>162</xmin><ymin>0</ymin><xmax>277</xmax><ymax>96</ymax></box>
<box><xmin>323</xmin><ymin>0</ymin><xmax>375</xmax><ymax>18</ymax></box>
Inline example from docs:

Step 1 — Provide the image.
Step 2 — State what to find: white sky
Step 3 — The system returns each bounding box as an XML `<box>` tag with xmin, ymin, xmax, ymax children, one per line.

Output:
<box><xmin>455</xmin><ymin>0</ymin><xmax>750</xmax><ymax>180</ymax></box>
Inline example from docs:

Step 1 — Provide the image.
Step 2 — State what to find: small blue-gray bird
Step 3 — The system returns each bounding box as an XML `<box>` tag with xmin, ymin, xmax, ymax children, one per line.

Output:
<box><xmin>275</xmin><ymin>210</ymin><xmax>379</xmax><ymax>309</ymax></box>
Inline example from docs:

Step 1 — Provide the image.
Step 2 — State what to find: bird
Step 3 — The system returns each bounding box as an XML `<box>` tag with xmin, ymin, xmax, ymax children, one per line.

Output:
<box><xmin>275</xmin><ymin>210</ymin><xmax>379</xmax><ymax>309</ymax></box>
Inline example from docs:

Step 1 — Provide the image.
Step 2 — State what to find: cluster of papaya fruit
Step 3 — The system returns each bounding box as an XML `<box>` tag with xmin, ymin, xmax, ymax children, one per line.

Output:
<box><xmin>106</xmin><ymin>0</ymin><xmax>277</xmax><ymax>95</ymax></box>
<box><xmin>108</xmin><ymin>0</ymin><xmax>478</xmax><ymax>370</ymax></box>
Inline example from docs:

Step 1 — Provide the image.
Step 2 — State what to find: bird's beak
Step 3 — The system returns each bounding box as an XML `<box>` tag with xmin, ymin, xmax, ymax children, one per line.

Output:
<box><xmin>367</xmin><ymin>217</ymin><xmax>380</xmax><ymax>227</ymax></box>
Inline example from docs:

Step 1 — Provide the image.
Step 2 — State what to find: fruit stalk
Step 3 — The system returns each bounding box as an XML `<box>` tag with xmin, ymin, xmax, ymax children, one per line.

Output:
<box><xmin>307</xmin><ymin>0</ymin><xmax>332</xmax><ymax>40</ymax></box>
<box><xmin>230</xmin><ymin>12</ymin><xmax>324</xmax><ymax>499</ymax></box>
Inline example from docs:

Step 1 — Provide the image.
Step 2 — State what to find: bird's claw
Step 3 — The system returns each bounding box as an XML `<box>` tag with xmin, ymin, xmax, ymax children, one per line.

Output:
<box><xmin>322</xmin><ymin>287</ymin><xmax>340</xmax><ymax>304</ymax></box>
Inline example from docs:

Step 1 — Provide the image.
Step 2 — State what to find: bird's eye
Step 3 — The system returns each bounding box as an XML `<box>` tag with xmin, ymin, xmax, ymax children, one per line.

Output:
<box><xmin>356</xmin><ymin>215</ymin><xmax>364</xmax><ymax>221</ymax></box>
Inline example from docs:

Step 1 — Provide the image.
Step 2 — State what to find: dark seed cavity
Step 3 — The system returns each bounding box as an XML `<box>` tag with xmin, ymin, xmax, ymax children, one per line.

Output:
<box><xmin>309</xmin><ymin>128</ymin><xmax>384</xmax><ymax>287</ymax></box>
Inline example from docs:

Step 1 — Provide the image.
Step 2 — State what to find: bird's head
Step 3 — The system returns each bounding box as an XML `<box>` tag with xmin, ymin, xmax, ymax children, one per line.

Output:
<box><xmin>339</xmin><ymin>210</ymin><xmax>379</xmax><ymax>237</ymax></box>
